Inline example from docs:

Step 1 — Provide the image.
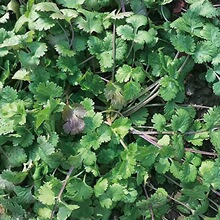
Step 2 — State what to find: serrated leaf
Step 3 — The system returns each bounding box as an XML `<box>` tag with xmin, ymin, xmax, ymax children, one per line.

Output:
<box><xmin>57</xmin><ymin>205</ymin><xmax>79</xmax><ymax>220</ymax></box>
<box><xmin>37</xmin><ymin>135</ymin><xmax>55</xmax><ymax>156</ymax></box>
<box><xmin>213</xmin><ymin>81</ymin><xmax>220</xmax><ymax>96</ymax></box>
<box><xmin>124</xmin><ymin>81</ymin><xmax>141</xmax><ymax>101</ymax></box>
<box><xmin>171</xmin><ymin>109</ymin><xmax>192</xmax><ymax>133</ymax></box>
<box><xmin>171</xmin><ymin>33</ymin><xmax>196</xmax><ymax>54</ymax></box>
<box><xmin>66</xmin><ymin>178</ymin><xmax>93</xmax><ymax>202</ymax></box>
<box><xmin>105</xmin><ymin>82</ymin><xmax>126</xmax><ymax>109</ymax></box>
<box><xmin>76</xmin><ymin>9</ymin><xmax>103</xmax><ymax>33</ymax></box>
<box><xmin>35</xmin><ymin>2</ymin><xmax>60</xmax><ymax>12</ymax></box>
<box><xmin>203</xmin><ymin>106</ymin><xmax>220</xmax><ymax>129</ymax></box>
<box><xmin>205</xmin><ymin>68</ymin><xmax>216</xmax><ymax>83</ymax></box>
<box><xmin>155</xmin><ymin>158</ymin><xmax>170</xmax><ymax>174</ymax></box>
<box><xmin>38</xmin><ymin>182</ymin><xmax>55</xmax><ymax>205</ymax></box>
<box><xmin>134</xmin><ymin>29</ymin><xmax>158</xmax><ymax>46</ymax></box>
<box><xmin>126</xmin><ymin>14</ymin><xmax>147</xmax><ymax>30</ymax></box>
<box><xmin>94</xmin><ymin>178</ymin><xmax>108</xmax><ymax>197</ymax></box>
<box><xmin>190</xmin><ymin>0</ymin><xmax>219</xmax><ymax>18</ymax></box>
<box><xmin>34</xmin><ymin>81</ymin><xmax>63</xmax><ymax>102</ymax></box>
<box><xmin>199</xmin><ymin>160</ymin><xmax>220</xmax><ymax>190</ymax></box>
<box><xmin>158</xmin><ymin>135</ymin><xmax>170</xmax><ymax>146</ymax></box>
<box><xmin>78</xmin><ymin>70</ymin><xmax>105</xmax><ymax>95</ymax></box>
<box><xmin>56</xmin><ymin>0</ymin><xmax>85</xmax><ymax>9</ymax></box>
<box><xmin>193</xmin><ymin>41</ymin><xmax>217</xmax><ymax>64</ymax></box>
<box><xmin>55</xmin><ymin>41</ymin><xmax>75</xmax><ymax>57</ymax></box>
<box><xmin>12</xmin><ymin>68</ymin><xmax>30</xmax><ymax>81</ymax></box>
<box><xmin>1</xmin><ymin>170</ymin><xmax>27</xmax><ymax>184</ymax></box>
<box><xmin>4</xmin><ymin>146</ymin><xmax>27</xmax><ymax>167</ymax></box>
<box><xmin>116</xmin><ymin>25</ymin><xmax>134</xmax><ymax>41</ymax></box>
<box><xmin>111</xmin><ymin>117</ymin><xmax>131</xmax><ymax>138</ymax></box>
<box><xmin>159</xmin><ymin>76</ymin><xmax>180</xmax><ymax>101</ymax></box>
<box><xmin>130</xmin><ymin>107</ymin><xmax>148</xmax><ymax>126</ymax></box>
<box><xmin>210</xmin><ymin>130</ymin><xmax>220</xmax><ymax>153</ymax></box>
<box><xmin>14</xmin><ymin>186</ymin><xmax>35</xmax><ymax>204</ymax></box>
<box><xmin>152</xmin><ymin>113</ymin><xmax>166</xmax><ymax>132</ymax></box>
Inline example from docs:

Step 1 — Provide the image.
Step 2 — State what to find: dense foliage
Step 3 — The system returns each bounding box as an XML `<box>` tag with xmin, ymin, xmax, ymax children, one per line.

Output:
<box><xmin>1</xmin><ymin>0</ymin><xmax>220</xmax><ymax>219</ymax></box>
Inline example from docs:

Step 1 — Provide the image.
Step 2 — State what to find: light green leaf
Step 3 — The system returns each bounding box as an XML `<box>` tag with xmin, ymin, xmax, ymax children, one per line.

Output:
<box><xmin>158</xmin><ymin>135</ymin><xmax>170</xmax><ymax>146</ymax></box>
<box><xmin>12</xmin><ymin>68</ymin><xmax>30</xmax><ymax>81</ymax></box>
<box><xmin>94</xmin><ymin>178</ymin><xmax>108</xmax><ymax>197</ymax></box>
<box><xmin>111</xmin><ymin>117</ymin><xmax>131</xmax><ymax>138</ymax></box>
<box><xmin>213</xmin><ymin>81</ymin><xmax>220</xmax><ymax>96</ymax></box>
<box><xmin>116</xmin><ymin>25</ymin><xmax>134</xmax><ymax>41</ymax></box>
<box><xmin>38</xmin><ymin>182</ymin><xmax>55</xmax><ymax>205</ymax></box>
<box><xmin>126</xmin><ymin>14</ymin><xmax>147</xmax><ymax>30</ymax></box>
<box><xmin>205</xmin><ymin>68</ymin><xmax>216</xmax><ymax>83</ymax></box>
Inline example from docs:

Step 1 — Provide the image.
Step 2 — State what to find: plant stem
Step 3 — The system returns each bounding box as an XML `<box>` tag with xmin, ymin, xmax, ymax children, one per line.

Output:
<box><xmin>120</xmin><ymin>0</ymin><xmax>126</xmax><ymax>12</ymax></box>
<box><xmin>50</xmin><ymin>166</ymin><xmax>74</xmax><ymax>220</ymax></box>
<box><xmin>143</xmin><ymin>184</ymin><xmax>155</xmax><ymax>220</ymax></box>
<box><xmin>78</xmin><ymin>56</ymin><xmax>94</xmax><ymax>66</ymax></box>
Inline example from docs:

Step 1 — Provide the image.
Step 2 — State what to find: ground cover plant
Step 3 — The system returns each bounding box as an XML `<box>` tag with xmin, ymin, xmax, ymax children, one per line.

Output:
<box><xmin>1</xmin><ymin>0</ymin><xmax>220</xmax><ymax>219</ymax></box>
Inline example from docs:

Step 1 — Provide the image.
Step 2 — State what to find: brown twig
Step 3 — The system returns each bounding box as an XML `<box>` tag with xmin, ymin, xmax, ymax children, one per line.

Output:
<box><xmin>143</xmin><ymin>185</ymin><xmax>155</xmax><ymax>220</ymax></box>
<box><xmin>120</xmin><ymin>0</ymin><xmax>125</xmax><ymax>12</ymax></box>
<box><xmin>50</xmin><ymin>166</ymin><xmax>74</xmax><ymax>220</ymax></box>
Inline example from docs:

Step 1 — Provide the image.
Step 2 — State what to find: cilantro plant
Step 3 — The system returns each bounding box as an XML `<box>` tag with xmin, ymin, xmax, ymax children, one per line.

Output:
<box><xmin>1</xmin><ymin>0</ymin><xmax>220</xmax><ymax>219</ymax></box>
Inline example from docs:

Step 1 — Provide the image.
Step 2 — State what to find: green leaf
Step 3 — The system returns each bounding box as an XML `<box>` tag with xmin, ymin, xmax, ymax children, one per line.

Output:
<box><xmin>210</xmin><ymin>130</ymin><xmax>220</xmax><ymax>153</ymax></box>
<box><xmin>66</xmin><ymin>178</ymin><xmax>93</xmax><ymax>202</ymax></box>
<box><xmin>1</xmin><ymin>170</ymin><xmax>27</xmax><ymax>184</ymax></box>
<box><xmin>116</xmin><ymin>25</ymin><xmax>134</xmax><ymax>41</ymax></box>
<box><xmin>57</xmin><ymin>204</ymin><xmax>79</xmax><ymax>220</ymax></box>
<box><xmin>134</xmin><ymin>29</ymin><xmax>158</xmax><ymax>46</ymax></box>
<box><xmin>199</xmin><ymin>160</ymin><xmax>220</xmax><ymax>190</ymax></box>
<box><xmin>159</xmin><ymin>76</ymin><xmax>180</xmax><ymax>101</ymax></box>
<box><xmin>35</xmin><ymin>2</ymin><xmax>60</xmax><ymax>12</ymax></box>
<box><xmin>12</xmin><ymin>68</ymin><xmax>30</xmax><ymax>81</ymax></box>
<box><xmin>205</xmin><ymin>68</ymin><xmax>216</xmax><ymax>83</ymax></box>
<box><xmin>111</xmin><ymin>117</ymin><xmax>131</xmax><ymax>138</ymax></box>
<box><xmin>152</xmin><ymin>113</ymin><xmax>166</xmax><ymax>132</ymax></box>
<box><xmin>55</xmin><ymin>41</ymin><xmax>75</xmax><ymax>57</ymax></box>
<box><xmin>3</xmin><ymin>146</ymin><xmax>27</xmax><ymax>167</ymax></box>
<box><xmin>190</xmin><ymin>0</ymin><xmax>219</xmax><ymax>18</ymax></box>
<box><xmin>37</xmin><ymin>135</ymin><xmax>55</xmax><ymax>156</ymax></box>
<box><xmin>126</xmin><ymin>14</ymin><xmax>148</xmax><ymax>30</ymax></box>
<box><xmin>56</xmin><ymin>0</ymin><xmax>85</xmax><ymax>9</ymax></box>
<box><xmin>213</xmin><ymin>81</ymin><xmax>220</xmax><ymax>96</ymax></box>
<box><xmin>76</xmin><ymin>9</ymin><xmax>103</xmax><ymax>33</ymax></box>
<box><xmin>171</xmin><ymin>108</ymin><xmax>192</xmax><ymax>133</ymax></box>
<box><xmin>203</xmin><ymin>106</ymin><xmax>220</xmax><ymax>129</ymax></box>
<box><xmin>94</xmin><ymin>178</ymin><xmax>108</xmax><ymax>197</ymax></box>
<box><xmin>155</xmin><ymin>158</ymin><xmax>170</xmax><ymax>174</ymax></box>
<box><xmin>105</xmin><ymin>82</ymin><xmax>126</xmax><ymax>109</ymax></box>
<box><xmin>78</xmin><ymin>70</ymin><xmax>105</xmax><ymax>95</ymax></box>
<box><xmin>123</xmin><ymin>81</ymin><xmax>141</xmax><ymax>101</ymax></box>
<box><xmin>14</xmin><ymin>186</ymin><xmax>35</xmax><ymax>204</ymax></box>
<box><xmin>38</xmin><ymin>182</ymin><xmax>55</xmax><ymax>205</ymax></box>
<box><xmin>193</xmin><ymin>41</ymin><xmax>217</xmax><ymax>64</ymax></box>
<box><xmin>171</xmin><ymin>33</ymin><xmax>196</xmax><ymax>54</ymax></box>
<box><xmin>34</xmin><ymin>81</ymin><xmax>63</xmax><ymax>102</ymax></box>
<box><xmin>130</xmin><ymin>107</ymin><xmax>148</xmax><ymax>126</ymax></box>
